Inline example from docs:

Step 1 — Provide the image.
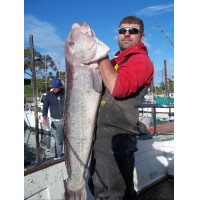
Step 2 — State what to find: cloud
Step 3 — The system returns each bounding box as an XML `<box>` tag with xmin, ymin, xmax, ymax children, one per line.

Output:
<box><xmin>24</xmin><ymin>15</ymin><xmax>65</xmax><ymax>70</ymax></box>
<box><xmin>154</xmin><ymin>49</ymin><xmax>162</xmax><ymax>55</ymax></box>
<box><xmin>135</xmin><ymin>2</ymin><xmax>174</xmax><ymax>16</ymax></box>
<box><xmin>24</xmin><ymin>15</ymin><xmax>64</xmax><ymax>50</ymax></box>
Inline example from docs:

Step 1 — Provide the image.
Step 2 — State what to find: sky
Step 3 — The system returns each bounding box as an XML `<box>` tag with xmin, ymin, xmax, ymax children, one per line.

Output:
<box><xmin>24</xmin><ymin>0</ymin><xmax>174</xmax><ymax>86</ymax></box>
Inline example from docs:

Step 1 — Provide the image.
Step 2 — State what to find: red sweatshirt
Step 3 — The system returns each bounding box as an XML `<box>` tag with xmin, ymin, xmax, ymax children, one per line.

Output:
<box><xmin>111</xmin><ymin>42</ymin><xmax>154</xmax><ymax>98</ymax></box>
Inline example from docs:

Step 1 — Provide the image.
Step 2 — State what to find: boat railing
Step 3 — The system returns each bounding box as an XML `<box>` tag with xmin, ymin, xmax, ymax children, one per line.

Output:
<box><xmin>24</xmin><ymin>103</ymin><xmax>174</xmax><ymax>172</ymax></box>
<box><xmin>139</xmin><ymin>103</ymin><xmax>174</xmax><ymax>135</ymax></box>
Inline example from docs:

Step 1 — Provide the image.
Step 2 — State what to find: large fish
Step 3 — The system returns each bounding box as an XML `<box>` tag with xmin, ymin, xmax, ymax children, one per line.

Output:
<box><xmin>63</xmin><ymin>22</ymin><xmax>109</xmax><ymax>199</ymax></box>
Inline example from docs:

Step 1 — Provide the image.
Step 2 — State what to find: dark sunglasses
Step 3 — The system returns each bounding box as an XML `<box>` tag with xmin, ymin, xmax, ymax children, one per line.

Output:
<box><xmin>118</xmin><ymin>27</ymin><xmax>141</xmax><ymax>35</ymax></box>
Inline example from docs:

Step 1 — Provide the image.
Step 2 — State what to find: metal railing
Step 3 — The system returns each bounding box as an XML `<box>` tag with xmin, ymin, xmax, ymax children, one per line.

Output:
<box><xmin>139</xmin><ymin>103</ymin><xmax>174</xmax><ymax>134</ymax></box>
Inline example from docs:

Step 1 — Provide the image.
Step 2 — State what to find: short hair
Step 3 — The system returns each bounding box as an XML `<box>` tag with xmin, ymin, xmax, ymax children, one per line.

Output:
<box><xmin>119</xmin><ymin>16</ymin><xmax>144</xmax><ymax>34</ymax></box>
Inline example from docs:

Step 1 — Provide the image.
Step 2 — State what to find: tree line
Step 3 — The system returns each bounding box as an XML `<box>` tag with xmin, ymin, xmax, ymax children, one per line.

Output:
<box><xmin>24</xmin><ymin>47</ymin><xmax>173</xmax><ymax>96</ymax></box>
<box><xmin>24</xmin><ymin>47</ymin><xmax>59</xmax><ymax>78</ymax></box>
<box><xmin>24</xmin><ymin>47</ymin><xmax>66</xmax><ymax>97</ymax></box>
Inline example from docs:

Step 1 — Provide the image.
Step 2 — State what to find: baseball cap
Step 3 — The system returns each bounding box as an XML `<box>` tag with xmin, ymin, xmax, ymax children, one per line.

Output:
<box><xmin>50</xmin><ymin>78</ymin><xmax>62</xmax><ymax>88</ymax></box>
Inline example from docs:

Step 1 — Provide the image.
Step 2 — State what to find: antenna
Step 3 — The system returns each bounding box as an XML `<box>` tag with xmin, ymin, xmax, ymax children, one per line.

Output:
<box><xmin>152</xmin><ymin>19</ymin><xmax>174</xmax><ymax>47</ymax></box>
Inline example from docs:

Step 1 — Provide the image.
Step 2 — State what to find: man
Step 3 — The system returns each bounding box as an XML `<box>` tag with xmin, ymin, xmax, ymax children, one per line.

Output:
<box><xmin>88</xmin><ymin>16</ymin><xmax>154</xmax><ymax>199</ymax></box>
<box><xmin>42</xmin><ymin>78</ymin><xmax>65</xmax><ymax>160</ymax></box>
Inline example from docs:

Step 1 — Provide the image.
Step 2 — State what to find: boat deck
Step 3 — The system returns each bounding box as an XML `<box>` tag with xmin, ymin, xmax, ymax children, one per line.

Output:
<box><xmin>138</xmin><ymin>176</ymin><xmax>174</xmax><ymax>200</ymax></box>
<box><xmin>24</xmin><ymin>117</ymin><xmax>174</xmax><ymax>200</ymax></box>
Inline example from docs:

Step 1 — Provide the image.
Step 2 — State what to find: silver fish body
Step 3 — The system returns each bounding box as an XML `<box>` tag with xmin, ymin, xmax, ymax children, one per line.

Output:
<box><xmin>64</xmin><ymin>22</ymin><xmax>109</xmax><ymax>199</ymax></box>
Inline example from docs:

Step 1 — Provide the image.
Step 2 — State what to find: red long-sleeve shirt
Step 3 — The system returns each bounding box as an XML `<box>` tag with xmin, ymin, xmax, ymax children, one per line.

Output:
<box><xmin>111</xmin><ymin>42</ymin><xmax>154</xmax><ymax>98</ymax></box>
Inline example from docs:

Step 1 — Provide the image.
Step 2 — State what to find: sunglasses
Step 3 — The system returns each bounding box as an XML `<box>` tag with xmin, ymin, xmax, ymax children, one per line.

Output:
<box><xmin>118</xmin><ymin>27</ymin><xmax>141</xmax><ymax>35</ymax></box>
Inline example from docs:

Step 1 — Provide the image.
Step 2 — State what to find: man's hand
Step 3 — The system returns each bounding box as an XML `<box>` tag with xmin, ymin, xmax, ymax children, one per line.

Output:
<box><xmin>43</xmin><ymin>117</ymin><xmax>49</xmax><ymax>129</ymax></box>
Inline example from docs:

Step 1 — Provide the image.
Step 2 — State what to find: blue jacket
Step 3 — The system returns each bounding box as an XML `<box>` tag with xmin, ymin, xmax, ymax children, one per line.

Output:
<box><xmin>42</xmin><ymin>89</ymin><xmax>65</xmax><ymax>119</ymax></box>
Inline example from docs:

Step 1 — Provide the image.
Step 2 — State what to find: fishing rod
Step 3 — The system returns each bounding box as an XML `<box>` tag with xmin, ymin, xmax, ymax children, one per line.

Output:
<box><xmin>152</xmin><ymin>19</ymin><xmax>174</xmax><ymax>47</ymax></box>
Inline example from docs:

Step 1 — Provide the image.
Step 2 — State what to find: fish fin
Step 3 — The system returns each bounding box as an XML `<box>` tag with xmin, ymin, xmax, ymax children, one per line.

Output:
<box><xmin>90</xmin><ymin>66</ymin><xmax>102</xmax><ymax>93</ymax></box>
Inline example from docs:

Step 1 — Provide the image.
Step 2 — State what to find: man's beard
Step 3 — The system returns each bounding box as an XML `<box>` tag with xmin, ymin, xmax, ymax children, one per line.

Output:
<box><xmin>118</xmin><ymin>40</ymin><xmax>134</xmax><ymax>51</ymax></box>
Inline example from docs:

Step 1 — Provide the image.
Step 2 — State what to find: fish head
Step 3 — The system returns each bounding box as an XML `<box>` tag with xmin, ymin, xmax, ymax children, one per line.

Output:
<box><xmin>65</xmin><ymin>22</ymin><xmax>97</xmax><ymax>66</ymax></box>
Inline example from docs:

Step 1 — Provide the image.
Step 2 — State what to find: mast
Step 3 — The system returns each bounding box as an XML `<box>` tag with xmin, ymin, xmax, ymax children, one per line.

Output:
<box><xmin>29</xmin><ymin>34</ymin><xmax>40</xmax><ymax>163</ymax></box>
<box><xmin>152</xmin><ymin>19</ymin><xmax>174</xmax><ymax>47</ymax></box>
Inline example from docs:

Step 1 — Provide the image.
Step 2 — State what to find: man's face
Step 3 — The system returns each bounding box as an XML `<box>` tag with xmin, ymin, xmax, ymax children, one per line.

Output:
<box><xmin>52</xmin><ymin>86</ymin><xmax>61</xmax><ymax>94</ymax></box>
<box><xmin>118</xmin><ymin>23</ymin><xmax>144</xmax><ymax>51</ymax></box>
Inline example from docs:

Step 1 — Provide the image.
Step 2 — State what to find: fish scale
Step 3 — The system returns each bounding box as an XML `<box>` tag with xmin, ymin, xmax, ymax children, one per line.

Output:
<box><xmin>64</xmin><ymin>68</ymin><xmax>100</xmax><ymax>198</ymax></box>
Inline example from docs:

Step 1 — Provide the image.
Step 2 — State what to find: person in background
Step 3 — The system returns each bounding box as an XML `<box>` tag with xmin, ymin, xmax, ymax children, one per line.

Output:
<box><xmin>88</xmin><ymin>16</ymin><xmax>154</xmax><ymax>200</ymax></box>
<box><xmin>42</xmin><ymin>78</ymin><xmax>65</xmax><ymax>160</ymax></box>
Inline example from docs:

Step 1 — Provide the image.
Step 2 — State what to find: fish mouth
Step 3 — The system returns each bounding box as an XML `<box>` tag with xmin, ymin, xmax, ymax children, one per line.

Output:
<box><xmin>79</xmin><ymin>29</ymin><xmax>96</xmax><ymax>56</ymax></box>
<box><xmin>78</xmin><ymin>28</ymin><xmax>97</xmax><ymax>54</ymax></box>
<box><xmin>79</xmin><ymin>38</ymin><xmax>96</xmax><ymax>55</ymax></box>
<box><xmin>71</xmin><ymin>28</ymin><xmax>96</xmax><ymax>59</ymax></box>
<box><xmin>67</xmin><ymin>36</ymin><xmax>96</xmax><ymax>56</ymax></box>
<box><xmin>66</xmin><ymin>23</ymin><xmax>99</xmax><ymax>62</ymax></box>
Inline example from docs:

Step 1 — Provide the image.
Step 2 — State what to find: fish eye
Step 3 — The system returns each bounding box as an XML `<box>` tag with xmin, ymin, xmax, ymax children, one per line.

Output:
<box><xmin>69</xmin><ymin>41</ymin><xmax>74</xmax><ymax>47</ymax></box>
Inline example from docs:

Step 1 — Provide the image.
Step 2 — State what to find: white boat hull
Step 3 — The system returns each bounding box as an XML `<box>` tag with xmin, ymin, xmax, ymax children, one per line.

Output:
<box><xmin>24</xmin><ymin>135</ymin><xmax>174</xmax><ymax>199</ymax></box>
